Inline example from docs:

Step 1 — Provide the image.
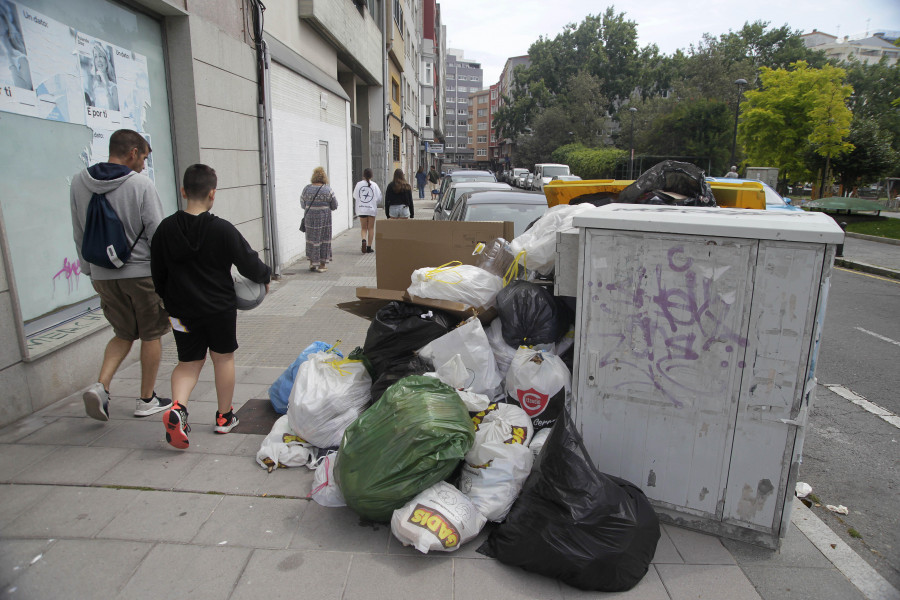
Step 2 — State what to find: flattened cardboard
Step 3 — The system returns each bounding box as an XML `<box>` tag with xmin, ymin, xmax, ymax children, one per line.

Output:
<box><xmin>374</xmin><ymin>220</ymin><xmax>514</xmax><ymax>292</ymax></box>
<box><xmin>351</xmin><ymin>287</ymin><xmax>497</xmax><ymax>323</ymax></box>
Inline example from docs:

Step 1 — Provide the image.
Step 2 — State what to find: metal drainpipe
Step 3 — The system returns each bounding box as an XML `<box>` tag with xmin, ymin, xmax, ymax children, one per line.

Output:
<box><xmin>383</xmin><ymin>1</ymin><xmax>391</xmax><ymax>187</ymax></box>
<box><xmin>257</xmin><ymin>40</ymin><xmax>280</xmax><ymax>276</ymax></box>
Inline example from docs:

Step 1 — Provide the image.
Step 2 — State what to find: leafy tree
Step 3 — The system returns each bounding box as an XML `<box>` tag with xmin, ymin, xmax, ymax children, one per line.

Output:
<box><xmin>738</xmin><ymin>61</ymin><xmax>853</xmax><ymax>187</ymax></box>
<box><xmin>844</xmin><ymin>58</ymin><xmax>900</xmax><ymax>154</ymax></box>
<box><xmin>826</xmin><ymin>118</ymin><xmax>899</xmax><ymax>189</ymax></box>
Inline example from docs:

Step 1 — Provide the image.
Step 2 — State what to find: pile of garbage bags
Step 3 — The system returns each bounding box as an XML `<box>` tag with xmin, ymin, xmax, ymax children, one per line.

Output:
<box><xmin>257</xmin><ymin>203</ymin><xmax>663</xmax><ymax>592</ymax></box>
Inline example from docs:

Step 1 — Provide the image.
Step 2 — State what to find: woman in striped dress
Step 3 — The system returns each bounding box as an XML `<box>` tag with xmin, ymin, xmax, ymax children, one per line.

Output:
<box><xmin>301</xmin><ymin>167</ymin><xmax>338</xmax><ymax>272</ymax></box>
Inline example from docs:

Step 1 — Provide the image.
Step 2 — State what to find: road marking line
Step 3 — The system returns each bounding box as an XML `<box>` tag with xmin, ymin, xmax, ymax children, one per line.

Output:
<box><xmin>824</xmin><ymin>384</ymin><xmax>900</xmax><ymax>429</ymax></box>
<box><xmin>792</xmin><ymin>500</ymin><xmax>900</xmax><ymax>600</ymax></box>
<box><xmin>835</xmin><ymin>267</ymin><xmax>900</xmax><ymax>284</ymax></box>
<box><xmin>856</xmin><ymin>327</ymin><xmax>900</xmax><ymax>348</ymax></box>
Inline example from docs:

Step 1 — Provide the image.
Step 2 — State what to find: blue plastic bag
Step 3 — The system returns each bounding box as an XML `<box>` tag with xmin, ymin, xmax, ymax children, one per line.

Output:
<box><xmin>269</xmin><ymin>342</ymin><xmax>342</xmax><ymax>414</ymax></box>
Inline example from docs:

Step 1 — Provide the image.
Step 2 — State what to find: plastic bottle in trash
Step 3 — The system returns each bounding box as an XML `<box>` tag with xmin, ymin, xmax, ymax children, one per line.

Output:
<box><xmin>474</xmin><ymin>238</ymin><xmax>514</xmax><ymax>278</ymax></box>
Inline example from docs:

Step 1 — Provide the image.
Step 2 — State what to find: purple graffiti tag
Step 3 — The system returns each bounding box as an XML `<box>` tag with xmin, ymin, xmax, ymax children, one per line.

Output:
<box><xmin>52</xmin><ymin>258</ymin><xmax>82</xmax><ymax>294</ymax></box>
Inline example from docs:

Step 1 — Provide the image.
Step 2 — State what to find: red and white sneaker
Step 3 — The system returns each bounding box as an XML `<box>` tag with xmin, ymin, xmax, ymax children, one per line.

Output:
<box><xmin>163</xmin><ymin>403</ymin><xmax>190</xmax><ymax>449</ymax></box>
<box><xmin>214</xmin><ymin>409</ymin><xmax>239</xmax><ymax>434</ymax></box>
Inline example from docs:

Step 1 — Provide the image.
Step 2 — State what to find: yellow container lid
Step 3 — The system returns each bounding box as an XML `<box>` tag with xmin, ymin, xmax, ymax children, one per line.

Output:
<box><xmin>542</xmin><ymin>178</ymin><xmax>766</xmax><ymax>210</ymax></box>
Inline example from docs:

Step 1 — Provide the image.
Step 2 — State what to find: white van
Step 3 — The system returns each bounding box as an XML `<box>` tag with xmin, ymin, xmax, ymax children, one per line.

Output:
<box><xmin>532</xmin><ymin>163</ymin><xmax>570</xmax><ymax>192</ymax></box>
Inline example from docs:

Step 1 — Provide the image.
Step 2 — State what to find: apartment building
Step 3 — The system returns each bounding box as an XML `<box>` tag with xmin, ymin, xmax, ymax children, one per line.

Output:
<box><xmin>469</xmin><ymin>88</ymin><xmax>491</xmax><ymax>168</ymax></box>
<box><xmin>802</xmin><ymin>30</ymin><xmax>899</xmax><ymax>66</ymax></box>
<box><xmin>497</xmin><ymin>55</ymin><xmax>530</xmax><ymax>167</ymax></box>
<box><xmin>444</xmin><ymin>49</ymin><xmax>482</xmax><ymax>167</ymax></box>
<box><xmin>420</xmin><ymin>0</ymin><xmax>443</xmax><ymax>170</ymax></box>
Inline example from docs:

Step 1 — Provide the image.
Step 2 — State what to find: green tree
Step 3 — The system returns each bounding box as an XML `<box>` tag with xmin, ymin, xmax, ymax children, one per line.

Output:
<box><xmin>738</xmin><ymin>61</ymin><xmax>853</xmax><ymax>188</ymax></box>
<box><xmin>827</xmin><ymin>117</ymin><xmax>899</xmax><ymax>189</ymax></box>
<box><xmin>844</xmin><ymin>58</ymin><xmax>900</xmax><ymax>155</ymax></box>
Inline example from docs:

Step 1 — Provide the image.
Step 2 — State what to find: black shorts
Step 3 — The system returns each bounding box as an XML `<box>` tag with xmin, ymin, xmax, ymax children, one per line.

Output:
<box><xmin>170</xmin><ymin>310</ymin><xmax>238</xmax><ymax>362</ymax></box>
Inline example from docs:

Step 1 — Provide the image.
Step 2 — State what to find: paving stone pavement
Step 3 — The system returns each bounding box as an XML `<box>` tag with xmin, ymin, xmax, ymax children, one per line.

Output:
<box><xmin>1</xmin><ymin>197</ymin><xmax>896</xmax><ymax>599</ymax></box>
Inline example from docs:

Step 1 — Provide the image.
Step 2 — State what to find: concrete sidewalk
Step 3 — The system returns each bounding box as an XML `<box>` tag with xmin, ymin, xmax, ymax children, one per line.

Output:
<box><xmin>1</xmin><ymin>199</ymin><xmax>898</xmax><ymax>599</ymax></box>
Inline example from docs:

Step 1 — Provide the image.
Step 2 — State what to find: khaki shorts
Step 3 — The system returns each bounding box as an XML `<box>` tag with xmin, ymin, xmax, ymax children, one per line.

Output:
<box><xmin>92</xmin><ymin>277</ymin><xmax>170</xmax><ymax>342</ymax></box>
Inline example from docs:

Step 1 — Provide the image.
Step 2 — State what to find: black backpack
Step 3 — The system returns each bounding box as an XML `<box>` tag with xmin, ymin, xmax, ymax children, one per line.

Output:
<box><xmin>81</xmin><ymin>192</ymin><xmax>145</xmax><ymax>269</ymax></box>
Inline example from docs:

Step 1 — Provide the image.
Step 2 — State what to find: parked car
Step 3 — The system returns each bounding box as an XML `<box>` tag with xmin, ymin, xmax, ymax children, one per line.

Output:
<box><xmin>532</xmin><ymin>163</ymin><xmax>570</xmax><ymax>191</ymax></box>
<box><xmin>524</xmin><ymin>173</ymin><xmax>534</xmax><ymax>189</ymax></box>
<box><xmin>447</xmin><ymin>190</ymin><xmax>549</xmax><ymax>237</ymax></box>
<box><xmin>707</xmin><ymin>177</ymin><xmax>803</xmax><ymax>212</ymax></box>
<box><xmin>437</xmin><ymin>169</ymin><xmax>496</xmax><ymax>198</ymax></box>
<box><xmin>433</xmin><ymin>181</ymin><xmax>512</xmax><ymax>220</ymax></box>
<box><xmin>509</xmin><ymin>168</ymin><xmax>529</xmax><ymax>188</ymax></box>
<box><xmin>515</xmin><ymin>171</ymin><xmax>531</xmax><ymax>188</ymax></box>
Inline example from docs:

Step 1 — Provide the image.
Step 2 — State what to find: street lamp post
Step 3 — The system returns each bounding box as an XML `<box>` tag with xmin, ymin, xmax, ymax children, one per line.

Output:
<box><xmin>729</xmin><ymin>78</ymin><xmax>747</xmax><ymax>169</ymax></box>
<box><xmin>628</xmin><ymin>107</ymin><xmax>637</xmax><ymax>179</ymax></box>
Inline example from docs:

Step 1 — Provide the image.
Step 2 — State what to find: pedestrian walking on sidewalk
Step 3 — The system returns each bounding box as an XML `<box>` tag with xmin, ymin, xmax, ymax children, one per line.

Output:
<box><xmin>428</xmin><ymin>165</ymin><xmax>440</xmax><ymax>196</ymax></box>
<box><xmin>69</xmin><ymin>128</ymin><xmax>172</xmax><ymax>422</ymax></box>
<box><xmin>301</xmin><ymin>166</ymin><xmax>338</xmax><ymax>272</ymax></box>
<box><xmin>150</xmin><ymin>164</ymin><xmax>270</xmax><ymax>449</ymax></box>
<box><xmin>415</xmin><ymin>165</ymin><xmax>427</xmax><ymax>199</ymax></box>
<box><xmin>353</xmin><ymin>167</ymin><xmax>381</xmax><ymax>254</ymax></box>
<box><xmin>385</xmin><ymin>168</ymin><xmax>414</xmax><ymax>219</ymax></box>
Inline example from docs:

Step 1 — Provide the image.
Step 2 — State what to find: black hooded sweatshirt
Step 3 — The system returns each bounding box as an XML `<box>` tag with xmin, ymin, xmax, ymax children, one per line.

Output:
<box><xmin>150</xmin><ymin>210</ymin><xmax>270</xmax><ymax>319</ymax></box>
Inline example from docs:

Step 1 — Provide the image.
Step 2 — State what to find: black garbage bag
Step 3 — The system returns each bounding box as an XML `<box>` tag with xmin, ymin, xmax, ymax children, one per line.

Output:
<box><xmin>370</xmin><ymin>355</ymin><xmax>434</xmax><ymax>403</ymax></box>
<box><xmin>480</xmin><ymin>409</ymin><xmax>660</xmax><ymax>592</ymax></box>
<box><xmin>569</xmin><ymin>192</ymin><xmax>615</xmax><ymax>207</ymax></box>
<box><xmin>618</xmin><ymin>160</ymin><xmax>716</xmax><ymax>207</ymax></box>
<box><xmin>363</xmin><ymin>302</ymin><xmax>457</xmax><ymax>379</ymax></box>
<box><xmin>495</xmin><ymin>280</ymin><xmax>564</xmax><ymax>347</ymax></box>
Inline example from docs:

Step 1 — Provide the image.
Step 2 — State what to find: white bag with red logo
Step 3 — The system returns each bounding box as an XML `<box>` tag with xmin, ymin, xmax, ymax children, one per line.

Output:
<box><xmin>391</xmin><ymin>481</ymin><xmax>487</xmax><ymax>553</ymax></box>
<box><xmin>505</xmin><ymin>348</ymin><xmax>571</xmax><ymax>430</ymax></box>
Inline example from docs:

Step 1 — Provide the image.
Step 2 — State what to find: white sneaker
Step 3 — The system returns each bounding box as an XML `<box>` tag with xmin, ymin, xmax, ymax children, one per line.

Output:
<box><xmin>83</xmin><ymin>382</ymin><xmax>110</xmax><ymax>422</ymax></box>
<box><xmin>134</xmin><ymin>392</ymin><xmax>173</xmax><ymax>417</ymax></box>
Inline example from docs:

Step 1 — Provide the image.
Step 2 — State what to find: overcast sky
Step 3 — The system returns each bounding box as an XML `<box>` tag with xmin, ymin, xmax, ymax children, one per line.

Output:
<box><xmin>440</xmin><ymin>0</ymin><xmax>900</xmax><ymax>85</ymax></box>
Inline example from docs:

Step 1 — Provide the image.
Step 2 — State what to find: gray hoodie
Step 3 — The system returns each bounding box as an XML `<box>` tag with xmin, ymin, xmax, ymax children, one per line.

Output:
<box><xmin>70</xmin><ymin>163</ymin><xmax>165</xmax><ymax>280</ymax></box>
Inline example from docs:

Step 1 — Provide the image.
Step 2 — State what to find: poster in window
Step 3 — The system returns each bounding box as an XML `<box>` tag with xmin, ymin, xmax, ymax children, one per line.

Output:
<box><xmin>18</xmin><ymin>3</ymin><xmax>84</xmax><ymax>123</ymax></box>
<box><xmin>75</xmin><ymin>31</ymin><xmax>123</xmax><ymax>129</ymax></box>
<box><xmin>0</xmin><ymin>0</ymin><xmax>37</xmax><ymax>117</ymax></box>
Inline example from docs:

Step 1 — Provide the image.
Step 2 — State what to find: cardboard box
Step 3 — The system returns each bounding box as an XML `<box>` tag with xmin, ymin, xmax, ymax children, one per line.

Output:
<box><xmin>374</xmin><ymin>220</ymin><xmax>514</xmax><ymax>291</ymax></box>
<box><xmin>348</xmin><ymin>220</ymin><xmax>512</xmax><ymax>322</ymax></box>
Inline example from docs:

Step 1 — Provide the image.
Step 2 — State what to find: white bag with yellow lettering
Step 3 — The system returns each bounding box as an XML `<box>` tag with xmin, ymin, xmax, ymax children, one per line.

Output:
<box><xmin>391</xmin><ymin>481</ymin><xmax>487</xmax><ymax>554</ymax></box>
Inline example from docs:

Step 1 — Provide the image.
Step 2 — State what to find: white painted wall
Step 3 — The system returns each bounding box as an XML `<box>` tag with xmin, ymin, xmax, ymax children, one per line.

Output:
<box><xmin>271</xmin><ymin>61</ymin><xmax>352</xmax><ymax>268</ymax></box>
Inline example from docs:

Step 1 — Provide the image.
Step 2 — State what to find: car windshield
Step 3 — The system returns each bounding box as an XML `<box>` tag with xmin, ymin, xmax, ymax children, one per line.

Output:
<box><xmin>465</xmin><ymin>203</ymin><xmax>548</xmax><ymax>237</ymax></box>
<box><xmin>762</xmin><ymin>183</ymin><xmax>787</xmax><ymax>207</ymax></box>
<box><xmin>542</xmin><ymin>166</ymin><xmax>569</xmax><ymax>177</ymax></box>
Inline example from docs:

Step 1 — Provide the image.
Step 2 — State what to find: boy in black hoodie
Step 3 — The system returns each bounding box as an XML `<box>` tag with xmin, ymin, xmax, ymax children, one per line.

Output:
<box><xmin>151</xmin><ymin>164</ymin><xmax>271</xmax><ymax>449</ymax></box>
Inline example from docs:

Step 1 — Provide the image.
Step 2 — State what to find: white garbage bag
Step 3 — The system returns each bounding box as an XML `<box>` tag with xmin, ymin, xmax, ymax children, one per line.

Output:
<box><xmin>391</xmin><ymin>481</ymin><xmax>487</xmax><ymax>553</ymax></box>
<box><xmin>418</xmin><ymin>317</ymin><xmax>502</xmax><ymax>396</ymax></box>
<box><xmin>256</xmin><ymin>415</ymin><xmax>315</xmax><ymax>471</ymax></box>
<box><xmin>509</xmin><ymin>204</ymin><xmax>598</xmax><ymax>275</ymax></box>
<box><xmin>425</xmin><ymin>354</ymin><xmax>492</xmax><ymax>413</ymax></box>
<box><xmin>460</xmin><ymin>441</ymin><xmax>533</xmax><ymax>522</ymax></box>
<box><xmin>470</xmin><ymin>402</ymin><xmax>534</xmax><ymax>454</ymax></box>
<box><xmin>408</xmin><ymin>262</ymin><xmax>503</xmax><ymax>309</ymax></box>
<box><xmin>486</xmin><ymin>319</ymin><xmax>554</xmax><ymax>380</ymax></box>
<box><xmin>506</xmin><ymin>347</ymin><xmax>571</xmax><ymax>430</ymax></box>
<box><xmin>308</xmin><ymin>452</ymin><xmax>346</xmax><ymax>507</ymax></box>
<box><xmin>287</xmin><ymin>352</ymin><xmax>372</xmax><ymax>449</ymax></box>
<box><xmin>528</xmin><ymin>427</ymin><xmax>552</xmax><ymax>463</ymax></box>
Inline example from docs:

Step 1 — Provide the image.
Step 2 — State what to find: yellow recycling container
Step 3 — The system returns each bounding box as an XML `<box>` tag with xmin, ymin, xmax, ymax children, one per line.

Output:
<box><xmin>542</xmin><ymin>178</ymin><xmax>765</xmax><ymax>210</ymax></box>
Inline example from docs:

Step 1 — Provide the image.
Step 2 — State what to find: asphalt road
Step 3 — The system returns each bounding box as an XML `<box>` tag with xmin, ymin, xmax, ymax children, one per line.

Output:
<box><xmin>801</xmin><ymin>267</ymin><xmax>900</xmax><ymax>589</ymax></box>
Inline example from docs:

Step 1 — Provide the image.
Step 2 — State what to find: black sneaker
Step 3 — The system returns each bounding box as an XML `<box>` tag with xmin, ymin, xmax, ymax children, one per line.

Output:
<box><xmin>214</xmin><ymin>409</ymin><xmax>239</xmax><ymax>434</ymax></box>
<box><xmin>163</xmin><ymin>403</ymin><xmax>190</xmax><ymax>449</ymax></box>
<box><xmin>134</xmin><ymin>392</ymin><xmax>173</xmax><ymax>417</ymax></box>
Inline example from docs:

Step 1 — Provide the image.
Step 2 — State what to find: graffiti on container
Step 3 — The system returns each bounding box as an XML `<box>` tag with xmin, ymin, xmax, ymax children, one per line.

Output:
<box><xmin>52</xmin><ymin>258</ymin><xmax>82</xmax><ymax>294</ymax></box>
<box><xmin>590</xmin><ymin>245</ymin><xmax>748</xmax><ymax>408</ymax></box>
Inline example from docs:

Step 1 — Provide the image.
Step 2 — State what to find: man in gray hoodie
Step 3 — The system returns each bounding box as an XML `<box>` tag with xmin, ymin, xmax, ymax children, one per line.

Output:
<box><xmin>70</xmin><ymin>129</ymin><xmax>172</xmax><ymax>422</ymax></box>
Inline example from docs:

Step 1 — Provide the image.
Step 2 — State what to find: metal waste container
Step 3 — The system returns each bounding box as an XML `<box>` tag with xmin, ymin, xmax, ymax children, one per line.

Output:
<box><xmin>564</xmin><ymin>204</ymin><xmax>844</xmax><ymax>549</ymax></box>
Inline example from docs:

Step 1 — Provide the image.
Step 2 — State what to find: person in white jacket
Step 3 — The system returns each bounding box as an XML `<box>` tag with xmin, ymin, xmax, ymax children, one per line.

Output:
<box><xmin>353</xmin><ymin>167</ymin><xmax>382</xmax><ymax>254</ymax></box>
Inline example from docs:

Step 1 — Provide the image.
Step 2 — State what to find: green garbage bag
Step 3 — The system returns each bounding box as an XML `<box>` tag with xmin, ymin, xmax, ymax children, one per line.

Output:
<box><xmin>335</xmin><ymin>375</ymin><xmax>475</xmax><ymax>522</ymax></box>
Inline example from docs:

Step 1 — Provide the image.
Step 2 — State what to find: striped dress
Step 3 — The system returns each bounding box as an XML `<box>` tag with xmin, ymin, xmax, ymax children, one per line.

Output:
<box><xmin>301</xmin><ymin>183</ymin><xmax>338</xmax><ymax>264</ymax></box>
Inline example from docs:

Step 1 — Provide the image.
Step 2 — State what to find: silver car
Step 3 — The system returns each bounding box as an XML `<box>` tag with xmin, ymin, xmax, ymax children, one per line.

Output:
<box><xmin>433</xmin><ymin>181</ymin><xmax>513</xmax><ymax>220</ymax></box>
